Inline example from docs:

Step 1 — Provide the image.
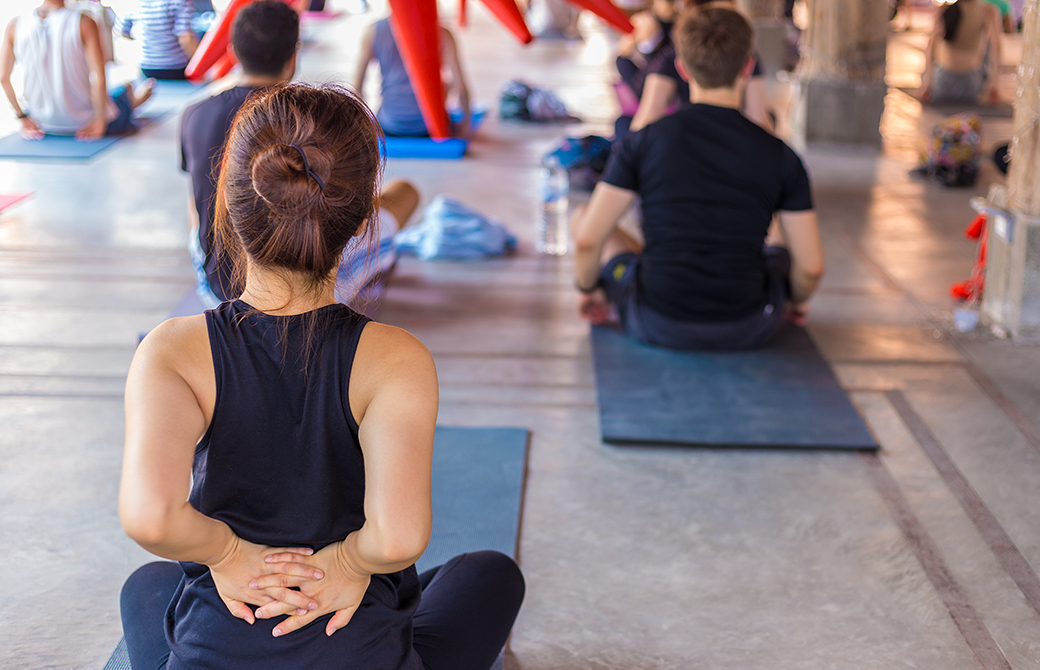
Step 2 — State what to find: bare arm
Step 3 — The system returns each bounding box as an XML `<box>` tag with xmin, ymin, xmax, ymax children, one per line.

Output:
<box><xmin>347</xmin><ymin>325</ymin><xmax>436</xmax><ymax>572</ymax></box>
<box><xmin>630</xmin><ymin>73</ymin><xmax>676</xmax><ymax>132</ymax></box>
<box><xmin>178</xmin><ymin>31</ymin><xmax>200</xmax><ymax>60</ymax></box>
<box><xmin>0</xmin><ymin>19</ymin><xmax>22</xmax><ymax>117</ymax></box>
<box><xmin>440</xmin><ymin>27</ymin><xmax>470</xmax><ymax>136</ymax></box>
<box><xmin>984</xmin><ymin>6</ymin><xmax>1002</xmax><ymax>102</ymax></box>
<box><xmin>919</xmin><ymin>10</ymin><xmax>943</xmax><ymax>97</ymax></box>
<box><xmin>353</xmin><ymin>24</ymin><xmax>376</xmax><ymax>98</ymax></box>
<box><xmin>776</xmin><ymin>209</ymin><xmax>824</xmax><ymax>304</ymax></box>
<box><xmin>78</xmin><ymin>15</ymin><xmax>109</xmax><ymax>139</ymax></box>
<box><xmin>572</xmin><ymin>181</ymin><xmax>638</xmax><ymax>291</ymax></box>
<box><xmin>120</xmin><ymin>319</ymin><xmax>227</xmax><ymax>564</ymax></box>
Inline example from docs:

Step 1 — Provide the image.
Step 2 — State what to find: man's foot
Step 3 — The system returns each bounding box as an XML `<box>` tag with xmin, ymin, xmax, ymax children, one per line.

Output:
<box><xmin>128</xmin><ymin>79</ymin><xmax>156</xmax><ymax>111</ymax></box>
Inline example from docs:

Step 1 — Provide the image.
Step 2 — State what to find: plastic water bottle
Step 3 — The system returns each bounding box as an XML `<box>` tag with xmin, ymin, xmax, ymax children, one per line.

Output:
<box><xmin>538</xmin><ymin>158</ymin><xmax>569</xmax><ymax>255</ymax></box>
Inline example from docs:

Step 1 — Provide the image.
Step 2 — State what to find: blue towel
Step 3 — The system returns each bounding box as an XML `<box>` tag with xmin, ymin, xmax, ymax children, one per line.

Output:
<box><xmin>395</xmin><ymin>196</ymin><xmax>517</xmax><ymax>260</ymax></box>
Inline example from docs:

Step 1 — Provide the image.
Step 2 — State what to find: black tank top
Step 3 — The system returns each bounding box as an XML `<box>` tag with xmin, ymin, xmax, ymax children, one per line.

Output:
<box><xmin>164</xmin><ymin>300</ymin><xmax>423</xmax><ymax>670</ymax></box>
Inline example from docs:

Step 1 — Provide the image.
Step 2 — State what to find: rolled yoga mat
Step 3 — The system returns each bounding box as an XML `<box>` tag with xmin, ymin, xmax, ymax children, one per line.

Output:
<box><xmin>102</xmin><ymin>425</ymin><xmax>528</xmax><ymax>669</ymax></box>
<box><xmin>590</xmin><ymin>324</ymin><xmax>878</xmax><ymax>450</ymax></box>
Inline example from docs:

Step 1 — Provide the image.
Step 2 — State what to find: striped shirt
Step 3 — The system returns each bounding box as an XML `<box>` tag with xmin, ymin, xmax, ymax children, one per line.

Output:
<box><xmin>118</xmin><ymin>0</ymin><xmax>195</xmax><ymax>70</ymax></box>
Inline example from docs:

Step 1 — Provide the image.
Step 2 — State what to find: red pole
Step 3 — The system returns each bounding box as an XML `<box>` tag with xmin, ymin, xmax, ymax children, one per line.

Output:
<box><xmin>477</xmin><ymin>0</ymin><xmax>533</xmax><ymax>44</ymax></box>
<box><xmin>387</xmin><ymin>0</ymin><xmax>452</xmax><ymax>139</ymax></box>
<box><xmin>562</xmin><ymin>0</ymin><xmax>634</xmax><ymax>33</ymax></box>
<box><xmin>459</xmin><ymin>0</ymin><xmax>468</xmax><ymax>28</ymax></box>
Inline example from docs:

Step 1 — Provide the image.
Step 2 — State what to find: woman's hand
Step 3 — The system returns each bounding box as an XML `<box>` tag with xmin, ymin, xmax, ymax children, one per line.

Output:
<box><xmin>209</xmin><ymin>535</ymin><xmax>323</xmax><ymax>624</ymax></box>
<box><xmin>255</xmin><ymin>538</ymin><xmax>372</xmax><ymax>638</ymax></box>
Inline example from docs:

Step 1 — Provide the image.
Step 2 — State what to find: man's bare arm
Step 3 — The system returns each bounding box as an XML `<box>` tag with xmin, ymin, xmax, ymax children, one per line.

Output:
<box><xmin>0</xmin><ymin>19</ymin><xmax>22</xmax><ymax>116</ymax></box>
<box><xmin>78</xmin><ymin>14</ymin><xmax>109</xmax><ymax>139</ymax></box>
<box><xmin>776</xmin><ymin>209</ymin><xmax>824</xmax><ymax>304</ymax></box>
<box><xmin>572</xmin><ymin>182</ymin><xmax>638</xmax><ymax>291</ymax></box>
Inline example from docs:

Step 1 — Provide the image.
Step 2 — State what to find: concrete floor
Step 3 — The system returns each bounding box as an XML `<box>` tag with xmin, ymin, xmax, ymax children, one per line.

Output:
<box><xmin>2</xmin><ymin>2</ymin><xmax>1040</xmax><ymax>669</ymax></box>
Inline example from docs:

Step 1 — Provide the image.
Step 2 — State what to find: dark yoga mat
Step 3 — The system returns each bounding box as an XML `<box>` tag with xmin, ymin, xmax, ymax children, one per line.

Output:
<box><xmin>591</xmin><ymin>324</ymin><xmax>878</xmax><ymax>450</ymax></box>
<box><xmin>102</xmin><ymin>425</ymin><xmax>528</xmax><ymax>670</ymax></box>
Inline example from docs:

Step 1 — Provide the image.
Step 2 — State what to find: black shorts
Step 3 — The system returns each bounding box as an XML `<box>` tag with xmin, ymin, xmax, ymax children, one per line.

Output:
<box><xmin>599</xmin><ymin>246</ymin><xmax>791</xmax><ymax>351</ymax></box>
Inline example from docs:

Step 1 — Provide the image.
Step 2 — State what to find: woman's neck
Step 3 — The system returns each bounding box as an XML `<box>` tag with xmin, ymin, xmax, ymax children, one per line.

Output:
<box><xmin>239</xmin><ymin>263</ymin><xmax>338</xmax><ymax>315</ymax></box>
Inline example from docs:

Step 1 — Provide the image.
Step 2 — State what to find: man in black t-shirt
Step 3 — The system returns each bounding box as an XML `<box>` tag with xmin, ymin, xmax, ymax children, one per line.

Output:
<box><xmin>573</xmin><ymin>6</ymin><xmax>823</xmax><ymax>351</ymax></box>
<box><xmin>180</xmin><ymin>0</ymin><xmax>300</xmax><ymax>306</ymax></box>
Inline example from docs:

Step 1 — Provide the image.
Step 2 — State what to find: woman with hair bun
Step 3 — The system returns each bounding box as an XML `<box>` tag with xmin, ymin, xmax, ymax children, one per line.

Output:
<box><xmin>118</xmin><ymin>84</ymin><xmax>524</xmax><ymax>670</ymax></box>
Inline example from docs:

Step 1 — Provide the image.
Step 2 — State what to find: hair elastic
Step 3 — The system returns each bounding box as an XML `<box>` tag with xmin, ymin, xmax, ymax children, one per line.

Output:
<box><xmin>289</xmin><ymin>143</ymin><xmax>325</xmax><ymax>192</ymax></box>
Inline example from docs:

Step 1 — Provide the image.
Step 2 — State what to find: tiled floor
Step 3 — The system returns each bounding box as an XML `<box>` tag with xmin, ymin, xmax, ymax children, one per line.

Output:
<box><xmin>1</xmin><ymin>3</ymin><xmax>1039</xmax><ymax>669</ymax></box>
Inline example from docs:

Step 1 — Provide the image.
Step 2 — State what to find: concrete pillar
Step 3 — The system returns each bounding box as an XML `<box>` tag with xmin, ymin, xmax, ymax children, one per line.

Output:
<box><xmin>789</xmin><ymin>0</ymin><xmax>889</xmax><ymax>147</ymax></box>
<box><xmin>982</xmin><ymin>0</ymin><xmax>1040</xmax><ymax>339</ymax></box>
<box><xmin>737</xmin><ymin>0</ymin><xmax>785</xmax><ymax>75</ymax></box>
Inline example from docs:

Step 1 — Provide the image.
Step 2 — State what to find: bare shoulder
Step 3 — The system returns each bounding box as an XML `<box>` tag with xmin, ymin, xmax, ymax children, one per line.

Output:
<box><xmin>133</xmin><ymin>315</ymin><xmax>211</xmax><ymax>379</ymax></box>
<box><xmin>355</xmin><ymin>322</ymin><xmax>435</xmax><ymax>374</ymax></box>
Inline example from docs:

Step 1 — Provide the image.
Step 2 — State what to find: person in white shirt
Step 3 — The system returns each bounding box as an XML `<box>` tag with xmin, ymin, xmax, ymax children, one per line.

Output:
<box><xmin>0</xmin><ymin>0</ymin><xmax>154</xmax><ymax>139</ymax></box>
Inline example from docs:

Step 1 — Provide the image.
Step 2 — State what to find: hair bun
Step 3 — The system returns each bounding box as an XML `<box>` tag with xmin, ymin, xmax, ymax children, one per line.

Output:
<box><xmin>250</xmin><ymin>144</ymin><xmax>323</xmax><ymax>209</ymax></box>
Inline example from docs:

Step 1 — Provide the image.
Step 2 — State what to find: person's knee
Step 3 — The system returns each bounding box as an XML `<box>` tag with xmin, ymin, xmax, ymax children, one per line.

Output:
<box><xmin>379</xmin><ymin>179</ymin><xmax>420</xmax><ymax>229</ymax></box>
<box><xmin>121</xmin><ymin>561</ymin><xmax>181</xmax><ymax>611</ymax></box>
<box><xmin>469</xmin><ymin>550</ymin><xmax>525</xmax><ymax>608</ymax></box>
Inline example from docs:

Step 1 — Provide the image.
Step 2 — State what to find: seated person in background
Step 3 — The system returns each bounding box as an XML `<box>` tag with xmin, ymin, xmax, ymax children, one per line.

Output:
<box><xmin>982</xmin><ymin>0</ymin><xmax>1015</xmax><ymax>33</ymax></box>
<box><xmin>353</xmin><ymin>15</ymin><xmax>471</xmax><ymax>137</ymax></box>
<box><xmin>618</xmin><ymin>0</ymin><xmax>773</xmax><ymax>139</ymax></box>
<box><xmin>920</xmin><ymin>0</ymin><xmax>1002</xmax><ymax>104</ymax></box>
<box><xmin>0</xmin><ymin>0</ymin><xmax>154</xmax><ymax>140</ymax></box>
<box><xmin>574</xmin><ymin>6</ymin><xmax>824</xmax><ymax>351</ymax></box>
<box><xmin>181</xmin><ymin>1</ymin><xmax>417</xmax><ymax>308</ymax></box>
<box><xmin>615</xmin><ymin>0</ymin><xmax>680</xmax><ymax>100</ymax></box>
<box><xmin>117</xmin><ymin>0</ymin><xmax>199</xmax><ymax>80</ymax></box>
<box><xmin>120</xmin><ymin>82</ymin><xmax>524</xmax><ymax>670</ymax></box>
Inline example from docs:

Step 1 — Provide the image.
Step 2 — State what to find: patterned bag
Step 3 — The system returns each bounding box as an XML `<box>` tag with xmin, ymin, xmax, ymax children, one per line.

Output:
<box><xmin>917</xmin><ymin>113</ymin><xmax>983</xmax><ymax>187</ymax></box>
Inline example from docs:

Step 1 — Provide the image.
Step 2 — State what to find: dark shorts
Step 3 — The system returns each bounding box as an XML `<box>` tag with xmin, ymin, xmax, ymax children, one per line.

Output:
<box><xmin>141</xmin><ymin>67</ymin><xmax>187</xmax><ymax>81</ymax></box>
<box><xmin>105</xmin><ymin>85</ymin><xmax>135</xmax><ymax>136</ymax></box>
<box><xmin>599</xmin><ymin>246</ymin><xmax>791</xmax><ymax>351</ymax></box>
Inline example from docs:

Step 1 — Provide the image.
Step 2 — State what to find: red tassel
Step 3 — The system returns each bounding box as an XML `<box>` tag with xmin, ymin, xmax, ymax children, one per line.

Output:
<box><xmin>477</xmin><ymin>0</ymin><xmax>533</xmax><ymax>44</ymax></box>
<box><xmin>562</xmin><ymin>0</ymin><xmax>634</xmax><ymax>33</ymax></box>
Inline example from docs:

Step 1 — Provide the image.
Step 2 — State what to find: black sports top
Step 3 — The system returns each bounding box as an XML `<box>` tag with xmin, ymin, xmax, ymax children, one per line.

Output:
<box><xmin>164</xmin><ymin>300</ymin><xmax>423</xmax><ymax>670</ymax></box>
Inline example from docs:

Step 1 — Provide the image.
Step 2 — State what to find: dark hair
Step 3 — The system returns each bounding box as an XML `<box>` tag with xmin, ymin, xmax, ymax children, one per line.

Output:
<box><xmin>940</xmin><ymin>1</ymin><xmax>962</xmax><ymax>42</ymax></box>
<box><xmin>213</xmin><ymin>84</ymin><xmax>383</xmax><ymax>297</ymax></box>
<box><xmin>231</xmin><ymin>1</ymin><xmax>300</xmax><ymax>77</ymax></box>
<box><xmin>675</xmin><ymin>7</ymin><xmax>753</xmax><ymax>89</ymax></box>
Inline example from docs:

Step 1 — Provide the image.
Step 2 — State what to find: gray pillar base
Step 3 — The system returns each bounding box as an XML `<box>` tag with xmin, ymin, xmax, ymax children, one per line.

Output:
<box><xmin>982</xmin><ymin>187</ymin><xmax>1040</xmax><ymax>340</ymax></box>
<box><xmin>790</xmin><ymin>78</ymin><xmax>886</xmax><ymax>148</ymax></box>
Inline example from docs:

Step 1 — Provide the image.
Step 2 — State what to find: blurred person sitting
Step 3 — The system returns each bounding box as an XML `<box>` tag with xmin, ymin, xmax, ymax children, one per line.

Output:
<box><xmin>0</xmin><ymin>0</ymin><xmax>153</xmax><ymax>140</ymax></box>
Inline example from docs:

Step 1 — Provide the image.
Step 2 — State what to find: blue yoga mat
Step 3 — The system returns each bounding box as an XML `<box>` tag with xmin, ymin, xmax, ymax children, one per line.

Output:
<box><xmin>102</xmin><ymin>425</ymin><xmax>527</xmax><ymax>669</ymax></box>
<box><xmin>0</xmin><ymin>114</ymin><xmax>166</xmax><ymax>160</ymax></box>
<box><xmin>381</xmin><ymin>107</ymin><xmax>487</xmax><ymax>160</ymax></box>
<box><xmin>591</xmin><ymin>324</ymin><xmax>878</xmax><ymax>449</ymax></box>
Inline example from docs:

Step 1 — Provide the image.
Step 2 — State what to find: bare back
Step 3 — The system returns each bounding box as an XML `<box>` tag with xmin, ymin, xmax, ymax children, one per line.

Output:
<box><xmin>937</xmin><ymin>0</ymin><xmax>997</xmax><ymax>71</ymax></box>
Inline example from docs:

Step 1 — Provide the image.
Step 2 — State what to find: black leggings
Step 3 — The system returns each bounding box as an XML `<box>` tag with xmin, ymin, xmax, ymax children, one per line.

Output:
<box><xmin>121</xmin><ymin>551</ymin><xmax>524</xmax><ymax>670</ymax></box>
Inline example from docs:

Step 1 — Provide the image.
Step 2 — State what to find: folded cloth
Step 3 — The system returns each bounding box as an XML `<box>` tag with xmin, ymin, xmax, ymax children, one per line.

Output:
<box><xmin>395</xmin><ymin>195</ymin><xmax>517</xmax><ymax>260</ymax></box>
